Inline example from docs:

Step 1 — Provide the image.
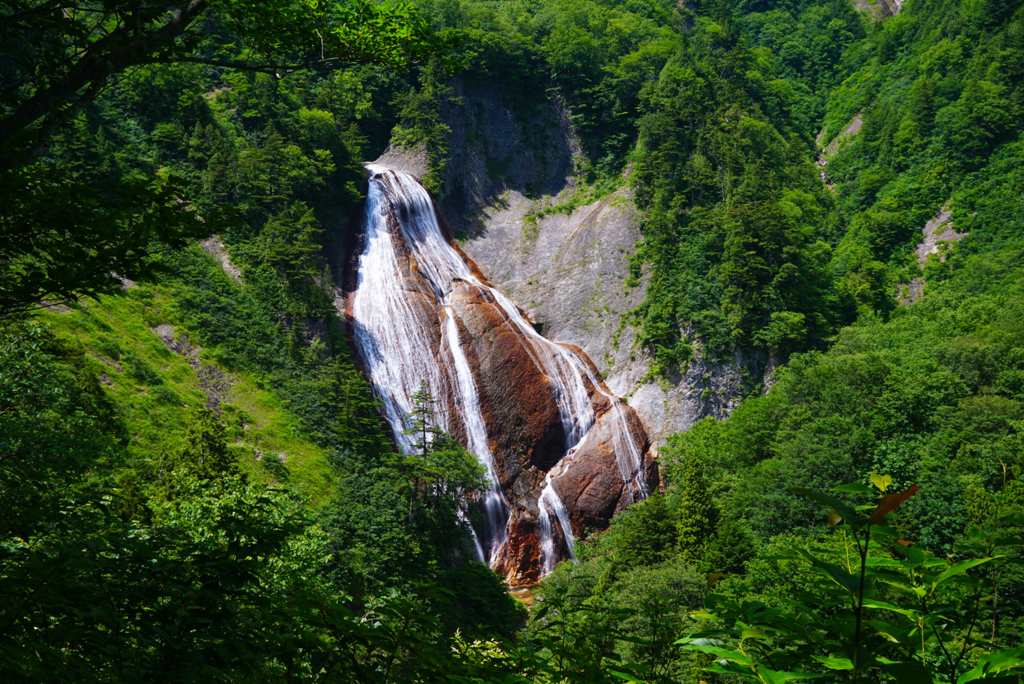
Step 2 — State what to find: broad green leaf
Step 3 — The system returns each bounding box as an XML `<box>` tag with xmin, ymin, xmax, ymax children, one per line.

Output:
<box><xmin>862</xmin><ymin>599</ymin><xmax>922</xmax><ymax>620</ymax></box>
<box><xmin>708</xmin><ymin>661</ymin><xmax>759</xmax><ymax>677</ymax></box>
<box><xmin>865</xmin><ymin>620</ymin><xmax>915</xmax><ymax>647</ymax></box>
<box><xmin>930</xmin><ymin>557</ymin><xmax>999</xmax><ymax>594</ymax></box>
<box><xmin>865</xmin><ymin>557</ymin><xmax>907</xmax><ymax>568</ymax></box>
<box><xmin>998</xmin><ymin>515</ymin><xmax>1024</xmax><ymax>526</ymax></box>
<box><xmin>959</xmin><ymin>675</ymin><xmax>1023</xmax><ymax>684</ymax></box>
<box><xmin>957</xmin><ymin>646</ymin><xmax>1024</xmax><ymax>683</ymax></box>
<box><xmin>791</xmin><ymin>488</ymin><xmax>864</xmax><ymax>529</ymax></box>
<box><xmin>993</xmin><ymin>535</ymin><xmax>1024</xmax><ymax>546</ymax></box>
<box><xmin>834</xmin><ymin>483</ymin><xmax>873</xmax><ymax>494</ymax></box>
<box><xmin>870</xmin><ymin>473</ymin><xmax>893</xmax><ymax>493</ymax></box>
<box><xmin>905</xmin><ymin>544</ymin><xmax>926</xmax><ymax>564</ymax></box>
<box><xmin>682</xmin><ymin>644</ymin><xmax>755</xmax><ymax>666</ymax></box>
<box><xmin>794</xmin><ymin>549</ymin><xmax>862</xmax><ymax>596</ymax></box>
<box><xmin>811</xmin><ymin>655</ymin><xmax>854</xmax><ymax>670</ymax></box>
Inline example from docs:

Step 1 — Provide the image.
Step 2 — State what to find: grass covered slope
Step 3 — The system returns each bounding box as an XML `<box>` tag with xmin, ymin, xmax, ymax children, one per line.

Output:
<box><xmin>39</xmin><ymin>264</ymin><xmax>340</xmax><ymax>508</ymax></box>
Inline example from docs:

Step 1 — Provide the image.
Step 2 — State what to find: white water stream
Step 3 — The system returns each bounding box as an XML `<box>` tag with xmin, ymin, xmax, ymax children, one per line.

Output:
<box><xmin>351</xmin><ymin>166</ymin><xmax>647</xmax><ymax>575</ymax></box>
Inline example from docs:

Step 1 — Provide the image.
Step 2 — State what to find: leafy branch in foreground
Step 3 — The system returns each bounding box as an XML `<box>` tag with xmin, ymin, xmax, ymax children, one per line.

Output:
<box><xmin>0</xmin><ymin>0</ymin><xmax>460</xmax><ymax>319</ymax></box>
<box><xmin>681</xmin><ymin>476</ymin><xmax>1024</xmax><ymax>683</ymax></box>
<box><xmin>0</xmin><ymin>0</ymin><xmax>457</xmax><ymax>168</ymax></box>
<box><xmin>0</xmin><ymin>166</ymin><xmax>226</xmax><ymax>318</ymax></box>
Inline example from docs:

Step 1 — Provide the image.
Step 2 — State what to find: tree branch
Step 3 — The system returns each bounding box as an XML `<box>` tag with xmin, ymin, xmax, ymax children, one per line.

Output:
<box><xmin>0</xmin><ymin>0</ymin><xmax>210</xmax><ymax>164</ymax></box>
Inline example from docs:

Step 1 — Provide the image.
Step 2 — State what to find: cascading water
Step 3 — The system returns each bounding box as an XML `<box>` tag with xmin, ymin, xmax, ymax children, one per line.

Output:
<box><xmin>442</xmin><ymin>308</ymin><xmax>508</xmax><ymax>559</ymax></box>
<box><xmin>571</xmin><ymin>360</ymin><xmax>650</xmax><ymax>502</ymax></box>
<box><xmin>350</xmin><ymin>165</ymin><xmax>649</xmax><ymax>578</ymax></box>
<box><xmin>538</xmin><ymin>475</ymin><xmax>576</xmax><ymax>575</ymax></box>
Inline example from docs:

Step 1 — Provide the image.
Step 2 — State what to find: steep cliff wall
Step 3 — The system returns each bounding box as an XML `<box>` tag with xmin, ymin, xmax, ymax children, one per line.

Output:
<box><xmin>343</xmin><ymin>167</ymin><xmax>655</xmax><ymax>584</ymax></box>
<box><xmin>374</xmin><ymin>79</ymin><xmax>767</xmax><ymax>446</ymax></box>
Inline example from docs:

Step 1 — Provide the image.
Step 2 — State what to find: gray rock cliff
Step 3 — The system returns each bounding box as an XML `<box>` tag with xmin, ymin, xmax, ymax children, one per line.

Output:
<box><xmin>373</xmin><ymin>78</ymin><xmax>767</xmax><ymax>446</ymax></box>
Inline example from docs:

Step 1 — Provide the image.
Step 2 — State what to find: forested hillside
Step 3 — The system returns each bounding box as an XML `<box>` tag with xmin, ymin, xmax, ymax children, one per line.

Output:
<box><xmin>2</xmin><ymin>0</ymin><xmax>1023</xmax><ymax>681</ymax></box>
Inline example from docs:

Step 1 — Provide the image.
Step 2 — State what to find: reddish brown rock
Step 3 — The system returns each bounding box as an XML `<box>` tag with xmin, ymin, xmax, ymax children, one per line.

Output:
<box><xmin>494</xmin><ymin>518</ymin><xmax>542</xmax><ymax>586</ymax></box>
<box><xmin>551</xmin><ymin>407</ymin><xmax>658</xmax><ymax>535</ymax></box>
<box><xmin>448</xmin><ymin>284</ymin><xmax>567</xmax><ymax>482</ymax></box>
<box><xmin>345</xmin><ymin>172</ymin><xmax>658</xmax><ymax>585</ymax></box>
<box><xmin>446</xmin><ymin>279</ymin><xmax>657</xmax><ymax>583</ymax></box>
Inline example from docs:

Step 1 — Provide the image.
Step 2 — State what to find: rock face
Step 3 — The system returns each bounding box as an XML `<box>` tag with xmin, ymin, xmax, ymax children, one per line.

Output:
<box><xmin>898</xmin><ymin>203</ymin><xmax>966</xmax><ymax>306</ymax></box>
<box><xmin>551</xmin><ymin>399</ymin><xmax>657</xmax><ymax>528</ymax></box>
<box><xmin>378</xmin><ymin>79</ymin><xmax>769</xmax><ymax>447</ymax></box>
<box><xmin>342</xmin><ymin>167</ymin><xmax>655</xmax><ymax>585</ymax></box>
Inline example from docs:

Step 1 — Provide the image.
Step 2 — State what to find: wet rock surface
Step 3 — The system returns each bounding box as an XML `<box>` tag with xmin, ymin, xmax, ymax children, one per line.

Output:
<box><xmin>449</xmin><ymin>286</ymin><xmax>659</xmax><ymax>583</ymax></box>
<box><xmin>448</xmin><ymin>286</ymin><xmax>566</xmax><ymax>478</ymax></box>
<box><xmin>344</xmin><ymin>167</ymin><xmax>655</xmax><ymax>584</ymax></box>
<box><xmin>551</xmin><ymin>406</ymin><xmax>658</xmax><ymax>532</ymax></box>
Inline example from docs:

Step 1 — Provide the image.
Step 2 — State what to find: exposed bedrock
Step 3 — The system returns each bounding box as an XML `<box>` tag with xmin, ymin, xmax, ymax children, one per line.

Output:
<box><xmin>374</xmin><ymin>78</ymin><xmax>770</xmax><ymax>449</ymax></box>
<box><xmin>444</xmin><ymin>281</ymin><xmax>657</xmax><ymax>585</ymax></box>
<box><xmin>552</xmin><ymin>404</ymin><xmax>659</xmax><ymax>531</ymax></box>
<box><xmin>344</xmin><ymin>167</ymin><xmax>654</xmax><ymax>584</ymax></box>
<box><xmin>446</xmin><ymin>285</ymin><xmax>565</xmax><ymax>476</ymax></box>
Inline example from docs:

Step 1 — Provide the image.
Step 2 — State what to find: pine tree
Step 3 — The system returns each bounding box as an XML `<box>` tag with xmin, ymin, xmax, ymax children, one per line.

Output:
<box><xmin>177</xmin><ymin>407</ymin><xmax>236</xmax><ymax>481</ymax></box>
<box><xmin>403</xmin><ymin>380</ymin><xmax>440</xmax><ymax>457</ymax></box>
<box><xmin>702</xmin><ymin>516</ymin><xmax>755</xmax><ymax>575</ymax></box>
<box><xmin>609</xmin><ymin>490</ymin><xmax>677</xmax><ymax>567</ymax></box>
<box><xmin>394</xmin><ymin>381</ymin><xmax>442</xmax><ymax>520</ymax></box>
<box><xmin>677</xmin><ymin>455</ymin><xmax>717</xmax><ymax>567</ymax></box>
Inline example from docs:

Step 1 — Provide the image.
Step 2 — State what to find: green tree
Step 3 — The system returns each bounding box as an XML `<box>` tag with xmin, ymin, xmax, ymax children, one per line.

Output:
<box><xmin>681</xmin><ymin>480</ymin><xmax>1024</xmax><ymax>683</ymax></box>
<box><xmin>605</xmin><ymin>490</ymin><xmax>677</xmax><ymax>568</ymax></box>
<box><xmin>0</xmin><ymin>0</ymin><xmax>454</xmax><ymax>166</ymax></box>
<box><xmin>0</xmin><ymin>0</ymin><xmax>456</xmax><ymax>318</ymax></box>
<box><xmin>0</xmin><ymin>167</ymin><xmax>220</xmax><ymax>318</ymax></box>
<box><xmin>174</xmin><ymin>407</ymin><xmax>238</xmax><ymax>481</ymax></box>
<box><xmin>702</xmin><ymin>516</ymin><xmax>755</xmax><ymax>576</ymax></box>
<box><xmin>677</xmin><ymin>455</ymin><xmax>718</xmax><ymax>567</ymax></box>
<box><xmin>404</xmin><ymin>380</ymin><xmax>441</xmax><ymax>457</ymax></box>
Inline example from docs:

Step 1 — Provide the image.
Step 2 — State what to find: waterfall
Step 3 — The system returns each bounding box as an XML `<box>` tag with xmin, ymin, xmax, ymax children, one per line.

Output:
<box><xmin>351</xmin><ymin>168</ymin><xmax>454</xmax><ymax>453</ymax></box>
<box><xmin>571</xmin><ymin>360</ymin><xmax>650</xmax><ymax>502</ymax></box>
<box><xmin>538</xmin><ymin>476</ymin><xmax>576</xmax><ymax>575</ymax></box>
<box><xmin>443</xmin><ymin>307</ymin><xmax>509</xmax><ymax>559</ymax></box>
<box><xmin>350</xmin><ymin>165</ymin><xmax>648</xmax><ymax>577</ymax></box>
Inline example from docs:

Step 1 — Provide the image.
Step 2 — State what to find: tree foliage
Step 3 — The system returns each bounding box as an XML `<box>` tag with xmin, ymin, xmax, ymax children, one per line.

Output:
<box><xmin>0</xmin><ymin>0</ymin><xmax>456</xmax><ymax>318</ymax></box>
<box><xmin>682</xmin><ymin>481</ymin><xmax>1024</xmax><ymax>683</ymax></box>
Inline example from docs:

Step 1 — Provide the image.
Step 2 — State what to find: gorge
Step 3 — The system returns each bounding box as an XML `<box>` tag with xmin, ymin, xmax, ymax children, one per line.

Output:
<box><xmin>345</xmin><ymin>166</ymin><xmax>657</xmax><ymax>584</ymax></box>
